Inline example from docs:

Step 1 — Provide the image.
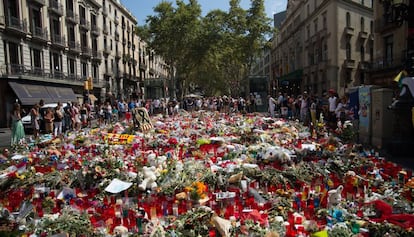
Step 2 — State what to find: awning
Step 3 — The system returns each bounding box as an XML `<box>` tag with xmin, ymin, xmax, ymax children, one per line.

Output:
<box><xmin>88</xmin><ymin>94</ymin><xmax>98</xmax><ymax>101</ymax></box>
<box><xmin>9</xmin><ymin>82</ymin><xmax>77</xmax><ymax>105</ymax></box>
<box><xmin>46</xmin><ymin>86</ymin><xmax>77</xmax><ymax>103</ymax></box>
<box><xmin>9</xmin><ymin>82</ymin><xmax>52</xmax><ymax>105</ymax></box>
<box><xmin>278</xmin><ymin>69</ymin><xmax>303</xmax><ymax>83</ymax></box>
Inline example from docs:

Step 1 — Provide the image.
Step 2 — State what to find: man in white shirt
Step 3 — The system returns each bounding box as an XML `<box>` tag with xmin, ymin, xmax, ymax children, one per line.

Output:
<box><xmin>328</xmin><ymin>91</ymin><xmax>337</xmax><ymax>127</ymax></box>
<box><xmin>268</xmin><ymin>95</ymin><xmax>277</xmax><ymax>117</ymax></box>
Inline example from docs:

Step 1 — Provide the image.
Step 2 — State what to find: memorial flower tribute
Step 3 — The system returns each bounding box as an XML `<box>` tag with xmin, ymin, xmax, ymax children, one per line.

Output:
<box><xmin>0</xmin><ymin>111</ymin><xmax>412</xmax><ymax>237</ymax></box>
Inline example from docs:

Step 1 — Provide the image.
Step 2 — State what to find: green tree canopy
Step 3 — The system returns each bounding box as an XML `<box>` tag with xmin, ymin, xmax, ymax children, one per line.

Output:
<box><xmin>137</xmin><ymin>0</ymin><xmax>272</xmax><ymax>98</ymax></box>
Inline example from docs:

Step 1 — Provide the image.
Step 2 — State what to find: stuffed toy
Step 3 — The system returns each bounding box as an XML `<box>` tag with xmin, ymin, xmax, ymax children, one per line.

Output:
<box><xmin>113</xmin><ymin>225</ymin><xmax>128</xmax><ymax>236</ymax></box>
<box><xmin>365</xmin><ymin>199</ymin><xmax>414</xmax><ymax>229</ymax></box>
<box><xmin>138</xmin><ymin>166</ymin><xmax>158</xmax><ymax>191</ymax></box>
<box><xmin>262</xmin><ymin>146</ymin><xmax>291</xmax><ymax>163</ymax></box>
<box><xmin>327</xmin><ymin>185</ymin><xmax>343</xmax><ymax>209</ymax></box>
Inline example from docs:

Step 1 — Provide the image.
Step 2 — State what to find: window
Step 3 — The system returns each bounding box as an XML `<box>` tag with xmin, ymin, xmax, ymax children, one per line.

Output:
<box><xmin>360</xmin><ymin>17</ymin><xmax>365</xmax><ymax>32</ymax></box>
<box><xmin>68</xmin><ymin>58</ymin><xmax>76</xmax><ymax>75</ymax></box>
<box><xmin>314</xmin><ymin>18</ymin><xmax>318</xmax><ymax>33</ymax></box>
<box><xmin>92</xmin><ymin>64</ymin><xmax>99</xmax><ymax>80</ymax></box>
<box><xmin>346</xmin><ymin>43</ymin><xmax>351</xmax><ymax>59</ymax></box>
<box><xmin>50</xmin><ymin>52</ymin><xmax>61</xmax><ymax>72</ymax></box>
<box><xmin>314</xmin><ymin>0</ymin><xmax>317</xmax><ymax>10</ymax></box>
<box><xmin>8</xmin><ymin>42</ymin><xmax>20</xmax><ymax>65</ymax></box>
<box><xmin>67</xmin><ymin>0</ymin><xmax>74</xmax><ymax>11</ymax></box>
<box><xmin>307</xmin><ymin>5</ymin><xmax>309</xmax><ymax>16</ymax></box>
<box><xmin>79</xmin><ymin>5</ymin><xmax>86</xmax><ymax>20</ymax></box>
<box><xmin>346</xmin><ymin>12</ymin><xmax>351</xmax><ymax>27</ymax></box>
<box><xmin>370</xmin><ymin>21</ymin><xmax>373</xmax><ymax>34</ymax></box>
<box><xmin>51</xmin><ymin>18</ymin><xmax>60</xmax><ymax>35</ymax></box>
<box><xmin>322</xmin><ymin>12</ymin><xmax>327</xmax><ymax>29</ymax></box>
<box><xmin>384</xmin><ymin>35</ymin><xmax>393</xmax><ymax>64</ymax></box>
<box><xmin>323</xmin><ymin>41</ymin><xmax>328</xmax><ymax>61</ymax></box>
<box><xmin>30</xmin><ymin>8</ymin><xmax>42</xmax><ymax>29</ymax></box>
<box><xmin>81</xmin><ymin>61</ymin><xmax>88</xmax><ymax>77</ymax></box>
<box><xmin>68</xmin><ymin>25</ymin><xmax>75</xmax><ymax>42</ymax></box>
<box><xmin>31</xmin><ymin>48</ymin><xmax>42</xmax><ymax>68</ymax></box>
<box><xmin>81</xmin><ymin>31</ymin><xmax>87</xmax><ymax>48</ymax></box>
<box><xmin>307</xmin><ymin>25</ymin><xmax>310</xmax><ymax>39</ymax></box>
<box><xmin>110</xmin><ymin>39</ymin><xmax>113</xmax><ymax>50</ymax></box>
<box><xmin>360</xmin><ymin>45</ymin><xmax>365</xmax><ymax>61</ymax></box>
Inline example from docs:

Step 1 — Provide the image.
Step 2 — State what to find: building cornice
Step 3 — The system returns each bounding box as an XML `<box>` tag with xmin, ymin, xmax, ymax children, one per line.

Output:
<box><xmin>109</xmin><ymin>0</ymin><xmax>137</xmax><ymax>24</ymax></box>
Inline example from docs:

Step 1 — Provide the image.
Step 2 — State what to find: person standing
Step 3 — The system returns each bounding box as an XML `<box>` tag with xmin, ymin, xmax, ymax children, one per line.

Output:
<box><xmin>10</xmin><ymin>103</ymin><xmax>25</xmax><ymax>146</ymax></box>
<box><xmin>328</xmin><ymin>90</ymin><xmax>338</xmax><ymax>128</ymax></box>
<box><xmin>44</xmin><ymin>108</ymin><xmax>54</xmax><ymax>134</ymax></box>
<box><xmin>268</xmin><ymin>95</ymin><xmax>277</xmax><ymax>118</ymax></box>
<box><xmin>53</xmin><ymin>103</ymin><xmax>63</xmax><ymax>137</ymax></box>
<box><xmin>30</xmin><ymin>104</ymin><xmax>40</xmax><ymax>139</ymax></box>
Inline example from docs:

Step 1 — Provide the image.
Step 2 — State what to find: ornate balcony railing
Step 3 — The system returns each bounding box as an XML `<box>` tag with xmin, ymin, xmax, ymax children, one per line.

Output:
<box><xmin>79</xmin><ymin>18</ymin><xmax>90</xmax><ymax>30</ymax></box>
<box><xmin>51</xmin><ymin>34</ymin><xmax>66</xmax><ymax>47</ymax></box>
<box><xmin>66</xmin><ymin>10</ymin><xmax>79</xmax><ymax>24</ymax></box>
<box><xmin>6</xmin><ymin>16</ymin><xmax>27</xmax><ymax>34</ymax></box>
<box><xmin>32</xmin><ymin>26</ymin><xmax>48</xmax><ymax>41</ymax></box>
<box><xmin>48</xmin><ymin>0</ymin><xmax>64</xmax><ymax>16</ymax></box>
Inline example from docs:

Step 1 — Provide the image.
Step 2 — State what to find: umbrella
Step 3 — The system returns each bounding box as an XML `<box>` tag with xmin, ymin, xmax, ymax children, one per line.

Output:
<box><xmin>185</xmin><ymin>93</ymin><xmax>203</xmax><ymax>98</ymax></box>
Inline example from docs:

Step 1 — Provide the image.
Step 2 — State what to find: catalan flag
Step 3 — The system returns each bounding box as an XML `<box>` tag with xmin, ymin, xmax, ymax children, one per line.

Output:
<box><xmin>393</xmin><ymin>70</ymin><xmax>408</xmax><ymax>87</ymax></box>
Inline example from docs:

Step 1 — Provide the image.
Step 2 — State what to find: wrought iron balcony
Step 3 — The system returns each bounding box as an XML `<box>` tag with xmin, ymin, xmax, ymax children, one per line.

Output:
<box><xmin>79</xmin><ymin>18</ymin><xmax>90</xmax><ymax>30</ymax></box>
<box><xmin>68</xmin><ymin>41</ymin><xmax>82</xmax><ymax>53</ymax></box>
<box><xmin>358</xmin><ymin>61</ymin><xmax>370</xmax><ymax>70</ymax></box>
<box><xmin>51</xmin><ymin>34</ymin><xmax>66</xmax><ymax>47</ymax></box>
<box><xmin>49</xmin><ymin>0</ymin><xmax>64</xmax><ymax>16</ymax></box>
<box><xmin>67</xmin><ymin>74</ymin><xmax>81</xmax><ymax>81</ymax></box>
<box><xmin>344</xmin><ymin>26</ymin><xmax>354</xmax><ymax>36</ymax></box>
<box><xmin>370</xmin><ymin>50</ymin><xmax>410</xmax><ymax>71</ymax></box>
<box><xmin>28</xmin><ymin>0</ymin><xmax>45</xmax><ymax>5</ymax></box>
<box><xmin>92</xmin><ymin>50</ymin><xmax>102</xmax><ymax>60</ymax></box>
<box><xmin>343</xmin><ymin>59</ymin><xmax>356</xmax><ymax>68</ymax></box>
<box><xmin>6</xmin><ymin>16</ymin><xmax>27</xmax><ymax>35</ymax></box>
<box><xmin>66</xmin><ymin>10</ymin><xmax>79</xmax><ymax>24</ymax></box>
<box><xmin>31</xmin><ymin>26</ymin><xmax>48</xmax><ymax>42</ymax></box>
<box><xmin>374</xmin><ymin>17</ymin><xmax>398</xmax><ymax>33</ymax></box>
<box><xmin>91</xmin><ymin>25</ymin><xmax>100</xmax><ymax>35</ymax></box>
<box><xmin>81</xmin><ymin>47</ymin><xmax>92</xmax><ymax>57</ymax></box>
<box><xmin>103</xmin><ymin>25</ymin><xmax>108</xmax><ymax>35</ymax></box>
<box><xmin>103</xmin><ymin>46</ymin><xmax>111</xmax><ymax>55</ymax></box>
<box><xmin>358</xmin><ymin>31</ymin><xmax>368</xmax><ymax>40</ymax></box>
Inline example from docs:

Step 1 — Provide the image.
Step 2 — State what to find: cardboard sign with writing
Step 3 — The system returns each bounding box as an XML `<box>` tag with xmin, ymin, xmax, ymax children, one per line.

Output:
<box><xmin>131</xmin><ymin>107</ymin><xmax>153</xmax><ymax>132</ymax></box>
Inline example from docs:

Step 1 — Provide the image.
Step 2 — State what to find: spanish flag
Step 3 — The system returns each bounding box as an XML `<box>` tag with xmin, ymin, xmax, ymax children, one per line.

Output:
<box><xmin>393</xmin><ymin>70</ymin><xmax>408</xmax><ymax>87</ymax></box>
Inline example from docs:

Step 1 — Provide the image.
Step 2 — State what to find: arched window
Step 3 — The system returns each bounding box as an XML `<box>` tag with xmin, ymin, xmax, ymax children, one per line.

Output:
<box><xmin>346</xmin><ymin>12</ymin><xmax>351</xmax><ymax>27</ymax></box>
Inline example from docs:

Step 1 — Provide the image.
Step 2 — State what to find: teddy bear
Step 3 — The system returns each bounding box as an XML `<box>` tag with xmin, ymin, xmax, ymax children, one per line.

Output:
<box><xmin>138</xmin><ymin>166</ymin><xmax>159</xmax><ymax>191</ymax></box>
<box><xmin>262</xmin><ymin>146</ymin><xmax>292</xmax><ymax>164</ymax></box>
<box><xmin>327</xmin><ymin>185</ymin><xmax>343</xmax><ymax>209</ymax></box>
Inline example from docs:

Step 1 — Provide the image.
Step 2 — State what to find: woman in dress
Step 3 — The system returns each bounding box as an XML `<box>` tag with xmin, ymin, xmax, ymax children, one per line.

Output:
<box><xmin>10</xmin><ymin>103</ymin><xmax>25</xmax><ymax>146</ymax></box>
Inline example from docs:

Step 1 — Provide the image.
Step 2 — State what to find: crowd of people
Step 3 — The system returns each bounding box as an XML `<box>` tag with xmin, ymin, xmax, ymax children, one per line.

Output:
<box><xmin>8</xmin><ymin>90</ymin><xmax>356</xmax><ymax>147</ymax></box>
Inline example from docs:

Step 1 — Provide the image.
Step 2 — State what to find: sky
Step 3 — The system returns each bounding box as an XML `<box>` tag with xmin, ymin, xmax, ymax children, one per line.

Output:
<box><xmin>120</xmin><ymin>0</ymin><xmax>288</xmax><ymax>26</ymax></box>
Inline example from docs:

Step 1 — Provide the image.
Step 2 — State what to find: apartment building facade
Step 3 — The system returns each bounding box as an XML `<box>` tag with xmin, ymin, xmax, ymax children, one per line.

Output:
<box><xmin>0</xmin><ymin>0</ymin><xmax>170</xmax><ymax>127</ymax></box>
<box><xmin>369</xmin><ymin>0</ymin><xmax>414</xmax><ymax>86</ymax></box>
<box><xmin>272</xmin><ymin>0</ymin><xmax>373</xmax><ymax>96</ymax></box>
